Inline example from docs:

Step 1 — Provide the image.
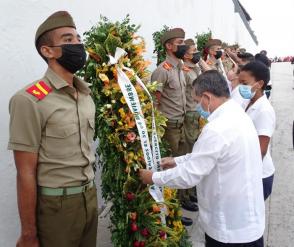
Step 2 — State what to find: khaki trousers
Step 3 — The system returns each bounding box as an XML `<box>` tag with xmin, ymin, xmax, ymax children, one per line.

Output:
<box><xmin>37</xmin><ymin>186</ymin><xmax>98</xmax><ymax>247</ymax></box>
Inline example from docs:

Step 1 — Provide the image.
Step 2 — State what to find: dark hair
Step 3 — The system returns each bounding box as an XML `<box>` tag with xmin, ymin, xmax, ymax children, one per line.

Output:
<box><xmin>255</xmin><ymin>53</ymin><xmax>271</xmax><ymax>67</ymax></box>
<box><xmin>36</xmin><ymin>30</ymin><xmax>54</xmax><ymax>62</ymax></box>
<box><xmin>241</xmin><ymin>61</ymin><xmax>270</xmax><ymax>90</ymax></box>
<box><xmin>192</xmin><ymin>70</ymin><xmax>230</xmax><ymax>98</ymax></box>
<box><xmin>237</xmin><ymin>52</ymin><xmax>255</xmax><ymax>63</ymax></box>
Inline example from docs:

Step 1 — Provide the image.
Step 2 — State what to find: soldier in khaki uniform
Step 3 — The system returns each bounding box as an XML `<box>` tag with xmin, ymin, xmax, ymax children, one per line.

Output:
<box><xmin>181</xmin><ymin>39</ymin><xmax>202</xmax><ymax>158</ymax></box>
<box><xmin>151</xmin><ymin>28</ymin><xmax>195</xmax><ymax>226</ymax></box>
<box><xmin>151</xmin><ymin>28</ymin><xmax>187</xmax><ymax>157</ymax></box>
<box><xmin>8</xmin><ymin>11</ymin><xmax>97</xmax><ymax>247</ymax></box>
<box><xmin>205</xmin><ymin>39</ymin><xmax>224</xmax><ymax>74</ymax></box>
<box><xmin>175</xmin><ymin>39</ymin><xmax>203</xmax><ymax>211</ymax></box>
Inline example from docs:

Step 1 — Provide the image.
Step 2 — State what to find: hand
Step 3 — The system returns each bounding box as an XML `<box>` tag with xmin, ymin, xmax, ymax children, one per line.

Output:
<box><xmin>16</xmin><ymin>234</ymin><xmax>39</xmax><ymax>247</ymax></box>
<box><xmin>160</xmin><ymin>157</ymin><xmax>176</xmax><ymax>170</ymax></box>
<box><xmin>139</xmin><ymin>169</ymin><xmax>154</xmax><ymax>185</ymax></box>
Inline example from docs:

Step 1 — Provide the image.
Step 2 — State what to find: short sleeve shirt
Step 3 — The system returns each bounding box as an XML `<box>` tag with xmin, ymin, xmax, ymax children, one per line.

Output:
<box><xmin>183</xmin><ymin>61</ymin><xmax>201</xmax><ymax>112</ymax></box>
<box><xmin>8</xmin><ymin>68</ymin><xmax>96</xmax><ymax>187</ymax></box>
<box><xmin>246</xmin><ymin>95</ymin><xmax>276</xmax><ymax>178</ymax></box>
<box><xmin>151</xmin><ymin>55</ymin><xmax>186</xmax><ymax>120</ymax></box>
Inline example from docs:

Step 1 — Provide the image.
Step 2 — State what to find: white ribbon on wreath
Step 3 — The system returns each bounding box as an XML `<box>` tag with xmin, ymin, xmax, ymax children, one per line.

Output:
<box><xmin>108</xmin><ymin>47</ymin><xmax>167</xmax><ymax>224</ymax></box>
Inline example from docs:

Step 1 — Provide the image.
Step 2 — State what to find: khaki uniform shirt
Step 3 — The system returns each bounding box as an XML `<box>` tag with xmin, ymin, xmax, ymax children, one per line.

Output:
<box><xmin>8</xmin><ymin>68</ymin><xmax>95</xmax><ymax>188</ymax></box>
<box><xmin>183</xmin><ymin>61</ymin><xmax>201</xmax><ymax>112</ymax></box>
<box><xmin>151</xmin><ymin>54</ymin><xmax>186</xmax><ymax>120</ymax></box>
<box><xmin>206</xmin><ymin>56</ymin><xmax>223</xmax><ymax>74</ymax></box>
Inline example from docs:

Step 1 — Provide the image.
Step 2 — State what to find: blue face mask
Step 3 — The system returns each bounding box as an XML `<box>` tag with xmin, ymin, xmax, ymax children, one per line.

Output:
<box><xmin>196</xmin><ymin>99</ymin><xmax>210</xmax><ymax>119</ymax></box>
<box><xmin>239</xmin><ymin>85</ymin><xmax>256</xmax><ymax>99</ymax></box>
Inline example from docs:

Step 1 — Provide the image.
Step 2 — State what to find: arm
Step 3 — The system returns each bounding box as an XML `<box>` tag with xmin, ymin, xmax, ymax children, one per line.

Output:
<box><xmin>15</xmin><ymin>151</ymin><xmax>39</xmax><ymax>246</ymax></box>
<box><xmin>151</xmin><ymin>129</ymin><xmax>224</xmax><ymax>188</ymax></box>
<box><xmin>199</xmin><ymin>58</ymin><xmax>212</xmax><ymax>72</ymax></box>
<box><xmin>151</xmin><ymin>67</ymin><xmax>167</xmax><ymax>106</ymax></box>
<box><xmin>253</xmin><ymin>109</ymin><xmax>276</xmax><ymax>159</ymax></box>
<box><xmin>258</xmin><ymin>136</ymin><xmax>270</xmax><ymax>159</ymax></box>
<box><xmin>8</xmin><ymin>95</ymin><xmax>42</xmax><ymax>247</ymax></box>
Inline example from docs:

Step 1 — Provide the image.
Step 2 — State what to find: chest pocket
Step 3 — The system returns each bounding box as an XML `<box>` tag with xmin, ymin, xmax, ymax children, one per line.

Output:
<box><xmin>44</xmin><ymin>123</ymin><xmax>80</xmax><ymax>158</ymax></box>
<box><xmin>166</xmin><ymin>73</ymin><xmax>181</xmax><ymax>97</ymax></box>
<box><xmin>87</xmin><ymin>118</ymin><xmax>95</xmax><ymax>142</ymax></box>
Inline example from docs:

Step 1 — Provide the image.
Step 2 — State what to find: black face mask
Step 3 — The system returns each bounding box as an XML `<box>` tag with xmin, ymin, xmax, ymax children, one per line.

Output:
<box><xmin>52</xmin><ymin>44</ymin><xmax>87</xmax><ymax>73</ymax></box>
<box><xmin>214</xmin><ymin>50</ymin><xmax>223</xmax><ymax>60</ymax></box>
<box><xmin>174</xmin><ymin>45</ymin><xmax>189</xmax><ymax>59</ymax></box>
<box><xmin>192</xmin><ymin>52</ymin><xmax>201</xmax><ymax>64</ymax></box>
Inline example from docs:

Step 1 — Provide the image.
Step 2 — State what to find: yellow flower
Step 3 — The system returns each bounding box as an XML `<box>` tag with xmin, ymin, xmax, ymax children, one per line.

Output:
<box><xmin>176</xmin><ymin>210</ymin><xmax>183</xmax><ymax>217</ymax></box>
<box><xmin>120</xmin><ymin>96</ymin><xmax>126</xmax><ymax>104</ymax></box>
<box><xmin>164</xmin><ymin>188</ymin><xmax>173</xmax><ymax>201</ymax></box>
<box><xmin>118</xmin><ymin>108</ymin><xmax>126</xmax><ymax>118</ymax></box>
<box><xmin>168</xmin><ymin>209</ymin><xmax>175</xmax><ymax>218</ymax></box>
<box><xmin>172</xmin><ymin>220</ymin><xmax>184</xmax><ymax>232</ymax></box>
<box><xmin>99</xmin><ymin>73</ymin><xmax>109</xmax><ymax>84</ymax></box>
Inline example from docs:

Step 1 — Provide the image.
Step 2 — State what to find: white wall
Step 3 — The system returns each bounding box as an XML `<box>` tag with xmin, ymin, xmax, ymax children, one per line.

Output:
<box><xmin>0</xmin><ymin>0</ymin><xmax>258</xmax><ymax>245</ymax></box>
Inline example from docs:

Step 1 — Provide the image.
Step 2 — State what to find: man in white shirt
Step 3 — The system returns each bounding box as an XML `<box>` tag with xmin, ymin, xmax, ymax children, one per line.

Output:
<box><xmin>140</xmin><ymin>70</ymin><xmax>265</xmax><ymax>246</ymax></box>
<box><xmin>238</xmin><ymin>61</ymin><xmax>276</xmax><ymax>200</ymax></box>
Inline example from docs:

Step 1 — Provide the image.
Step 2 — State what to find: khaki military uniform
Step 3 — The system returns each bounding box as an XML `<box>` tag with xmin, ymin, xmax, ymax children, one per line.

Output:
<box><xmin>206</xmin><ymin>57</ymin><xmax>223</xmax><ymax>74</ymax></box>
<box><xmin>8</xmin><ymin>68</ymin><xmax>97</xmax><ymax>247</ymax></box>
<box><xmin>151</xmin><ymin>54</ymin><xmax>186</xmax><ymax>156</ymax></box>
<box><xmin>222</xmin><ymin>57</ymin><xmax>234</xmax><ymax>73</ymax></box>
<box><xmin>178</xmin><ymin>62</ymin><xmax>202</xmax><ymax>203</ymax></box>
<box><xmin>181</xmin><ymin>61</ymin><xmax>201</xmax><ymax>154</ymax></box>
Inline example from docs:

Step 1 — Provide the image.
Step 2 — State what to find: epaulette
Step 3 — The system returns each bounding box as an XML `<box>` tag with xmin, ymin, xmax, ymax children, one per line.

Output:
<box><xmin>26</xmin><ymin>81</ymin><xmax>52</xmax><ymax>100</ymax></box>
<box><xmin>163</xmin><ymin>62</ymin><xmax>173</xmax><ymax>71</ymax></box>
<box><xmin>207</xmin><ymin>60</ymin><xmax>213</xmax><ymax>66</ymax></box>
<box><xmin>182</xmin><ymin>65</ymin><xmax>191</xmax><ymax>72</ymax></box>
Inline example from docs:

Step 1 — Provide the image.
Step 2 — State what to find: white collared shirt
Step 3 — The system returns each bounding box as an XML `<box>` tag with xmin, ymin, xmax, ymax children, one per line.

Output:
<box><xmin>152</xmin><ymin>100</ymin><xmax>265</xmax><ymax>243</ymax></box>
<box><xmin>246</xmin><ymin>95</ymin><xmax>276</xmax><ymax>178</ymax></box>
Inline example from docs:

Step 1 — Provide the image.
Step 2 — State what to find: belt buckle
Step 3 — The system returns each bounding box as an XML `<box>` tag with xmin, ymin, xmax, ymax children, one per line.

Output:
<box><xmin>83</xmin><ymin>183</ymin><xmax>91</xmax><ymax>192</ymax></box>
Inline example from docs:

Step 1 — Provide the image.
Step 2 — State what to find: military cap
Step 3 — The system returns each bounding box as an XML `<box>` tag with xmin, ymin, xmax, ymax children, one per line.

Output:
<box><xmin>205</xmin><ymin>39</ymin><xmax>222</xmax><ymax>49</ymax></box>
<box><xmin>161</xmin><ymin>28</ymin><xmax>185</xmax><ymax>45</ymax></box>
<box><xmin>35</xmin><ymin>11</ymin><xmax>76</xmax><ymax>46</ymax></box>
<box><xmin>184</xmin><ymin>39</ymin><xmax>195</xmax><ymax>46</ymax></box>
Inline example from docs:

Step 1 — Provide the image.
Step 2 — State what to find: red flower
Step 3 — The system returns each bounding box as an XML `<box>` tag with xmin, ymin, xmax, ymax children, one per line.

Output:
<box><xmin>140</xmin><ymin>228</ymin><xmax>149</xmax><ymax>237</ymax></box>
<box><xmin>139</xmin><ymin>241</ymin><xmax>145</xmax><ymax>247</ymax></box>
<box><xmin>126</xmin><ymin>192</ymin><xmax>135</xmax><ymax>201</ymax></box>
<box><xmin>159</xmin><ymin>230</ymin><xmax>166</xmax><ymax>239</ymax></box>
<box><xmin>125</xmin><ymin>132</ymin><xmax>137</xmax><ymax>143</ymax></box>
<box><xmin>131</xmin><ymin>222</ymin><xmax>138</xmax><ymax>232</ymax></box>
<box><xmin>133</xmin><ymin>241</ymin><xmax>140</xmax><ymax>247</ymax></box>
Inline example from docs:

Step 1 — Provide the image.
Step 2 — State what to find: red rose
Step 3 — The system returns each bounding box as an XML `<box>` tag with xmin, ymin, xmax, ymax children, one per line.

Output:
<box><xmin>159</xmin><ymin>230</ymin><xmax>166</xmax><ymax>239</ymax></box>
<box><xmin>140</xmin><ymin>228</ymin><xmax>149</xmax><ymax>237</ymax></box>
<box><xmin>131</xmin><ymin>222</ymin><xmax>138</xmax><ymax>232</ymax></box>
<box><xmin>139</xmin><ymin>241</ymin><xmax>145</xmax><ymax>247</ymax></box>
<box><xmin>126</xmin><ymin>192</ymin><xmax>135</xmax><ymax>201</ymax></box>
<box><xmin>133</xmin><ymin>241</ymin><xmax>140</xmax><ymax>247</ymax></box>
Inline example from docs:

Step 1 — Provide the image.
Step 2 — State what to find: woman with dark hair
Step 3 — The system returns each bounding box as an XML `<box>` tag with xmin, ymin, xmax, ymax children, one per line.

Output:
<box><xmin>239</xmin><ymin>61</ymin><xmax>276</xmax><ymax>201</ymax></box>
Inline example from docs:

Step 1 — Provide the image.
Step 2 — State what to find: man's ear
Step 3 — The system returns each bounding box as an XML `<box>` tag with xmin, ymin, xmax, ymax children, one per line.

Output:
<box><xmin>40</xmin><ymin>46</ymin><xmax>55</xmax><ymax>60</ymax></box>
<box><xmin>165</xmin><ymin>42</ymin><xmax>173</xmax><ymax>51</ymax></box>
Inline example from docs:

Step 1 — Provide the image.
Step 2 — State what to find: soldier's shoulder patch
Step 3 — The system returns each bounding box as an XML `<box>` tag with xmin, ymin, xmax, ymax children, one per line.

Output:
<box><xmin>26</xmin><ymin>81</ymin><xmax>52</xmax><ymax>100</ymax></box>
<box><xmin>162</xmin><ymin>62</ymin><xmax>173</xmax><ymax>71</ymax></box>
<box><xmin>207</xmin><ymin>60</ymin><xmax>213</xmax><ymax>66</ymax></box>
<box><xmin>182</xmin><ymin>65</ymin><xmax>191</xmax><ymax>72</ymax></box>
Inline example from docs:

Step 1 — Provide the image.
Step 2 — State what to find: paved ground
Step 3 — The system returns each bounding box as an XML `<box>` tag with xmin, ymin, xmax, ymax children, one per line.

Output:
<box><xmin>0</xmin><ymin>62</ymin><xmax>293</xmax><ymax>246</ymax></box>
